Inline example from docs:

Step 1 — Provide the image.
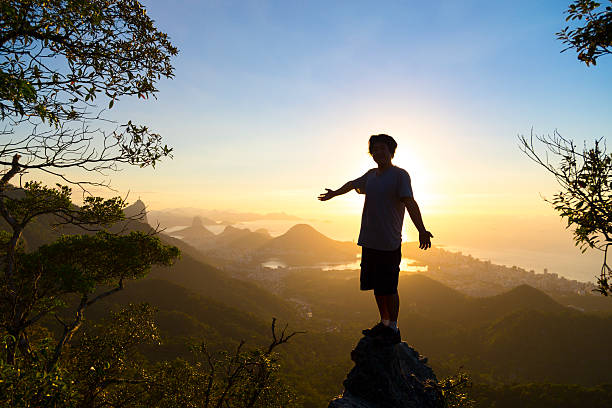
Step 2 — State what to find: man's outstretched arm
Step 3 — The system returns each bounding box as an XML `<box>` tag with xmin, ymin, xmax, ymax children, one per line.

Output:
<box><xmin>402</xmin><ymin>197</ymin><xmax>433</xmax><ymax>250</ymax></box>
<box><xmin>318</xmin><ymin>181</ymin><xmax>355</xmax><ymax>201</ymax></box>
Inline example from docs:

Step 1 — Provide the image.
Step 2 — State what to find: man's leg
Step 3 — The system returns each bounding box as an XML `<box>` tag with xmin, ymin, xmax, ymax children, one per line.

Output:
<box><xmin>376</xmin><ymin>293</ymin><xmax>399</xmax><ymax>330</ymax></box>
<box><xmin>375</xmin><ymin>294</ymin><xmax>389</xmax><ymax>321</ymax></box>
<box><xmin>387</xmin><ymin>293</ymin><xmax>399</xmax><ymax>322</ymax></box>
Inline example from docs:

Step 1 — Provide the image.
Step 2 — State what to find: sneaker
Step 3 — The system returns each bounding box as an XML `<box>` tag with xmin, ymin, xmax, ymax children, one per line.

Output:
<box><xmin>362</xmin><ymin>322</ymin><xmax>386</xmax><ymax>337</ymax></box>
<box><xmin>375</xmin><ymin>326</ymin><xmax>401</xmax><ymax>344</ymax></box>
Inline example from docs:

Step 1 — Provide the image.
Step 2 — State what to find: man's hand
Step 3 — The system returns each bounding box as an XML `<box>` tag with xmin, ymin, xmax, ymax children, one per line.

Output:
<box><xmin>419</xmin><ymin>230</ymin><xmax>433</xmax><ymax>250</ymax></box>
<box><xmin>318</xmin><ymin>188</ymin><xmax>337</xmax><ymax>201</ymax></box>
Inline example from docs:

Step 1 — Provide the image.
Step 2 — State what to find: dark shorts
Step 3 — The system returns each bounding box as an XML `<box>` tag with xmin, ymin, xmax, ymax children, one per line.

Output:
<box><xmin>360</xmin><ymin>246</ymin><xmax>401</xmax><ymax>296</ymax></box>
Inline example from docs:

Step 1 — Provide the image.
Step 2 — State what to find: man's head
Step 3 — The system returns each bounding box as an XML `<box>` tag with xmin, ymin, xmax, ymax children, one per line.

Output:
<box><xmin>368</xmin><ymin>134</ymin><xmax>397</xmax><ymax>165</ymax></box>
<box><xmin>368</xmin><ymin>134</ymin><xmax>397</xmax><ymax>157</ymax></box>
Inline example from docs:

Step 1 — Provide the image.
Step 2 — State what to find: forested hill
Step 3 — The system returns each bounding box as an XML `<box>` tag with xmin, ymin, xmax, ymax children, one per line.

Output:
<box><xmin>10</xmin><ymin>199</ymin><xmax>612</xmax><ymax>407</ymax></box>
<box><xmin>254</xmin><ymin>223</ymin><xmax>357</xmax><ymax>264</ymax></box>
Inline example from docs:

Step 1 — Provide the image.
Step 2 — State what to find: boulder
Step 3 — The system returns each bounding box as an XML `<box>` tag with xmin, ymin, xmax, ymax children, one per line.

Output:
<box><xmin>329</xmin><ymin>336</ymin><xmax>444</xmax><ymax>408</ymax></box>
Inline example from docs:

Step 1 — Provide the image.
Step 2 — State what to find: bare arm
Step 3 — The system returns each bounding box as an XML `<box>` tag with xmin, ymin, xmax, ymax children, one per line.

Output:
<box><xmin>403</xmin><ymin>197</ymin><xmax>433</xmax><ymax>249</ymax></box>
<box><xmin>318</xmin><ymin>181</ymin><xmax>354</xmax><ymax>201</ymax></box>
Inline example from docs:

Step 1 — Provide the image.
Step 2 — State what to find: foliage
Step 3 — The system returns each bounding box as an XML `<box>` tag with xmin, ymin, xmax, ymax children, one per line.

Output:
<box><xmin>65</xmin><ymin>303</ymin><xmax>160</xmax><ymax>407</ymax></box>
<box><xmin>9</xmin><ymin>230</ymin><xmax>179</xmax><ymax>321</ymax></box>
<box><xmin>0</xmin><ymin>2</ymin><xmax>302</xmax><ymax>407</ymax></box>
<box><xmin>1</xmin><ymin>227</ymin><xmax>179</xmax><ymax>366</ymax></box>
<box><xmin>2</xmin><ymin>181</ymin><xmax>126</xmax><ymax>230</ymax></box>
<box><xmin>0</xmin><ymin>0</ymin><xmax>178</xmax><ymax>191</ymax></box>
<box><xmin>471</xmin><ymin>383</ymin><xmax>612</xmax><ymax>408</ymax></box>
<box><xmin>439</xmin><ymin>371</ymin><xmax>475</xmax><ymax>408</ymax></box>
<box><xmin>519</xmin><ymin>131</ymin><xmax>612</xmax><ymax>294</ymax></box>
<box><xmin>557</xmin><ymin>0</ymin><xmax>612</xmax><ymax>66</ymax></box>
<box><xmin>0</xmin><ymin>0</ymin><xmax>177</xmax><ymax>123</ymax></box>
<box><xmin>0</xmin><ymin>303</ymin><xmax>161</xmax><ymax>408</ymax></box>
<box><xmin>0</xmin><ymin>336</ymin><xmax>80</xmax><ymax>408</ymax></box>
<box><xmin>0</xmin><ymin>0</ymin><xmax>180</xmax><ymax>384</ymax></box>
<box><xmin>519</xmin><ymin>132</ymin><xmax>611</xmax><ymax>251</ymax></box>
<box><xmin>0</xmin><ymin>309</ymin><xmax>300</xmax><ymax>408</ymax></box>
<box><xmin>148</xmin><ymin>341</ymin><xmax>299</xmax><ymax>408</ymax></box>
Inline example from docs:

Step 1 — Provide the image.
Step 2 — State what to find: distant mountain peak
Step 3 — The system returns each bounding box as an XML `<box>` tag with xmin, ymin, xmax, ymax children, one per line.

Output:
<box><xmin>502</xmin><ymin>284</ymin><xmax>554</xmax><ymax>299</ymax></box>
<box><xmin>256</xmin><ymin>223</ymin><xmax>358</xmax><ymax>265</ymax></box>
<box><xmin>173</xmin><ymin>216</ymin><xmax>215</xmax><ymax>239</ymax></box>
<box><xmin>220</xmin><ymin>225</ymin><xmax>243</xmax><ymax>235</ymax></box>
<box><xmin>285</xmin><ymin>223</ymin><xmax>322</xmax><ymax>235</ymax></box>
<box><xmin>288</xmin><ymin>223</ymin><xmax>315</xmax><ymax>231</ymax></box>
<box><xmin>487</xmin><ymin>283</ymin><xmax>564</xmax><ymax>313</ymax></box>
<box><xmin>124</xmin><ymin>199</ymin><xmax>147</xmax><ymax>222</ymax></box>
<box><xmin>254</xmin><ymin>228</ymin><xmax>270</xmax><ymax>237</ymax></box>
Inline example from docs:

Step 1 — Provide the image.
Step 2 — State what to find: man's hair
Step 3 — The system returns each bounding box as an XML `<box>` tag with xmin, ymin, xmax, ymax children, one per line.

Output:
<box><xmin>368</xmin><ymin>134</ymin><xmax>397</xmax><ymax>157</ymax></box>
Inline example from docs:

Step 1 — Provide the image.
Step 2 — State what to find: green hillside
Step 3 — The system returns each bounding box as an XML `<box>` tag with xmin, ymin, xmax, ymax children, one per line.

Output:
<box><xmin>278</xmin><ymin>268</ymin><xmax>612</xmax><ymax>386</ymax></box>
<box><xmin>146</xmin><ymin>250</ymin><xmax>298</xmax><ymax>323</ymax></box>
<box><xmin>9</xmin><ymin>208</ymin><xmax>612</xmax><ymax>407</ymax></box>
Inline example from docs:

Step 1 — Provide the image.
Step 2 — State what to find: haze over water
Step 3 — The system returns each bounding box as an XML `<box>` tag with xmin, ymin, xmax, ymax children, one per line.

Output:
<box><xmin>162</xmin><ymin>211</ymin><xmax>602</xmax><ymax>283</ymax></box>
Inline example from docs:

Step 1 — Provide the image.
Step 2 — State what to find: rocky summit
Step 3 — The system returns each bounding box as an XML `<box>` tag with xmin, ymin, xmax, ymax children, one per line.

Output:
<box><xmin>328</xmin><ymin>336</ymin><xmax>444</xmax><ymax>408</ymax></box>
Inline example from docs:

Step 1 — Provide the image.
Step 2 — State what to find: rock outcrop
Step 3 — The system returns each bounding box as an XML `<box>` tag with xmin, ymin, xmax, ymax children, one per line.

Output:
<box><xmin>329</xmin><ymin>336</ymin><xmax>444</xmax><ymax>408</ymax></box>
<box><xmin>124</xmin><ymin>199</ymin><xmax>148</xmax><ymax>223</ymax></box>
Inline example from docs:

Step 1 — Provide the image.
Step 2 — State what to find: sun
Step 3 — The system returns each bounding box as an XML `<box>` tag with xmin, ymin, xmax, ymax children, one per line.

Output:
<box><xmin>393</xmin><ymin>145</ymin><xmax>435</xmax><ymax>203</ymax></box>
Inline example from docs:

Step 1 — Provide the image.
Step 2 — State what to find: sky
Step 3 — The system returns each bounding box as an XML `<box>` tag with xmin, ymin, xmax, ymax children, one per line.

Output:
<box><xmin>34</xmin><ymin>1</ymin><xmax>612</xmax><ymax>280</ymax></box>
<box><xmin>105</xmin><ymin>0</ymin><xmax>612</xmax><ymax>213</ymax></box>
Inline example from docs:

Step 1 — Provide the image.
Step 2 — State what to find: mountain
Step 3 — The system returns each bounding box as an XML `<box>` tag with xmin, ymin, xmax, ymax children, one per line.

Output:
<box><xmin>476</xmin><ymin>309</ymin><xmax>612</xmax><ymax>384</ymax></box>
<box><xmin>214</xmin><ymin>225</ymin><xmax>271</xmax><ymax>250</ymax></box>
<box><xmin>169</xmin><ymin>223</ymin><xmax>273</xmax><ymax>257</ymax></box>
<box><xmin>10</xmin><ymin>201</ymin><xmax>297</xmax><ymax>324</ymax></box>
<box><xmin>279</xmin><ymin>270</ymin><xmax>571</xmax><ymax>330</ymax></box>
<box><xmin>175</xmin><ymin>216</ymin><xmax>215</xmax><ymax>235</ymax></box>
<box><xmin>171</xmin><ymin>217</ymin><xmax>216</xmax><ymax>248</ymax></box>
<box><xmin>124</xmin><ymin>199</ymin><xmax>148</xmax><ymax>223</ymax></box>
<box><xmin>12</xmin><ymin>196</ymin><xmax>612</xmax><ymax>406</ymax></box>
<box><xmin>277</xmin><ymin>267</ymin><xmax>612</xmax><ymax>385</ymax></box>
<box><xmin>160</xmin><ymin>222</ymin><xmax>358</xmax><ymax>266</ymax></box>
<box><xmin>146</xmin><ymin>248</ymin><xmax>298</xmax><ymax>323</ymax></box>
<box><xmin>472</xmin><ymin>383</ymin><xmax>612</xmax><ymax>408</ymax></box>
<box><xmin>256</xmin><ymin>224</ymin><xmax>358</xmax><ymax>264</ymax></box>
<box><xmin>476</xmin><ymin>284</ymin><xmax>566</xmax><ymax>319</ymax></box>
<box><xmin>87</xmin><ymin>279</ymin><xmax>273</xmax><ymax>356</ymax></box>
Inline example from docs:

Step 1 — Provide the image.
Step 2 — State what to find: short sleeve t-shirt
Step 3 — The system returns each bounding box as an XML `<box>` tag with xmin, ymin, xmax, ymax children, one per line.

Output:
<box><xmin>351</xmin><ymin>165</ymin><xmax>413</xmax><ymax>251</ymax></box>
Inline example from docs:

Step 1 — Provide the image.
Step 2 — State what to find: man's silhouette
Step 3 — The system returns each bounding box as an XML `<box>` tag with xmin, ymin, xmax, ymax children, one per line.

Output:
<box><xmin>319</xmin><ymin>134</ymin><xmax>433</xmax><ymax>344</ymax></box>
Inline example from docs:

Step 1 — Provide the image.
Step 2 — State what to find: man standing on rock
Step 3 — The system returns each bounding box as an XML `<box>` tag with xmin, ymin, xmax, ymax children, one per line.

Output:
<box><xmin>318</xmin><ymin>134</ymin><xmax>433</xmax><ymax>344</ymax></box>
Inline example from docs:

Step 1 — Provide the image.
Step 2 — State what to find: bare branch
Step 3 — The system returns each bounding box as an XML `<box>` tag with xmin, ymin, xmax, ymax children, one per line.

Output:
<box><xmin>267</xmin><ymin>318</ymin><xmax>306</xmax><ymax>354</ymax></box>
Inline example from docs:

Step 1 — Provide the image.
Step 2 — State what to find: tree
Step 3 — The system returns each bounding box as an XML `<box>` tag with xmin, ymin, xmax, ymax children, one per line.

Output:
<box><xmin>1</xmin><ymin>0</ymin><xmax>177</xmax><ymax>124</ymax></box>
<box><xmin>147</xmin><ymin>319</ymin><xmax>303</xmax><ymax>408</ymax></box>
<box><xmin>557</xmin><ymin>0</ymin><xmax>612</xmax><ymax>66</ymax></box>
<box><xmin>0</xmin><ymin>0</ymin><xmax>180</xmax><ymax>366</ymax></box>
<box><xmin>1</xmin><ymin>3</ymin><xmax>301</xmax><ymax>407</ymax></box>
<box><xmin>519</xmin><ymin>132</ymin><xmax>611</xmax><ymax>294</ymax></box>
<box><xmin>0</xmin><ymin>303</ymin><xmax>161</xmax><ymax>408</ymax></box>
<box><xmin>0</xmin><ymin>0</ymin><xmax>177</xmax><ymax>185</ymax></box>
<box><xmin>0</xmin><ymin>313</ymin><xmax>301</xmax><ymax>407</ymax></box>
<box><xmin>0</xmin><ymin>5</ymin><xmax>300</xmax><ymax>408</ymax></box>
<box><xmin>519</xmin><ymin>1</ymin><xmax>612</xmax><ymax>294</ymax></box>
